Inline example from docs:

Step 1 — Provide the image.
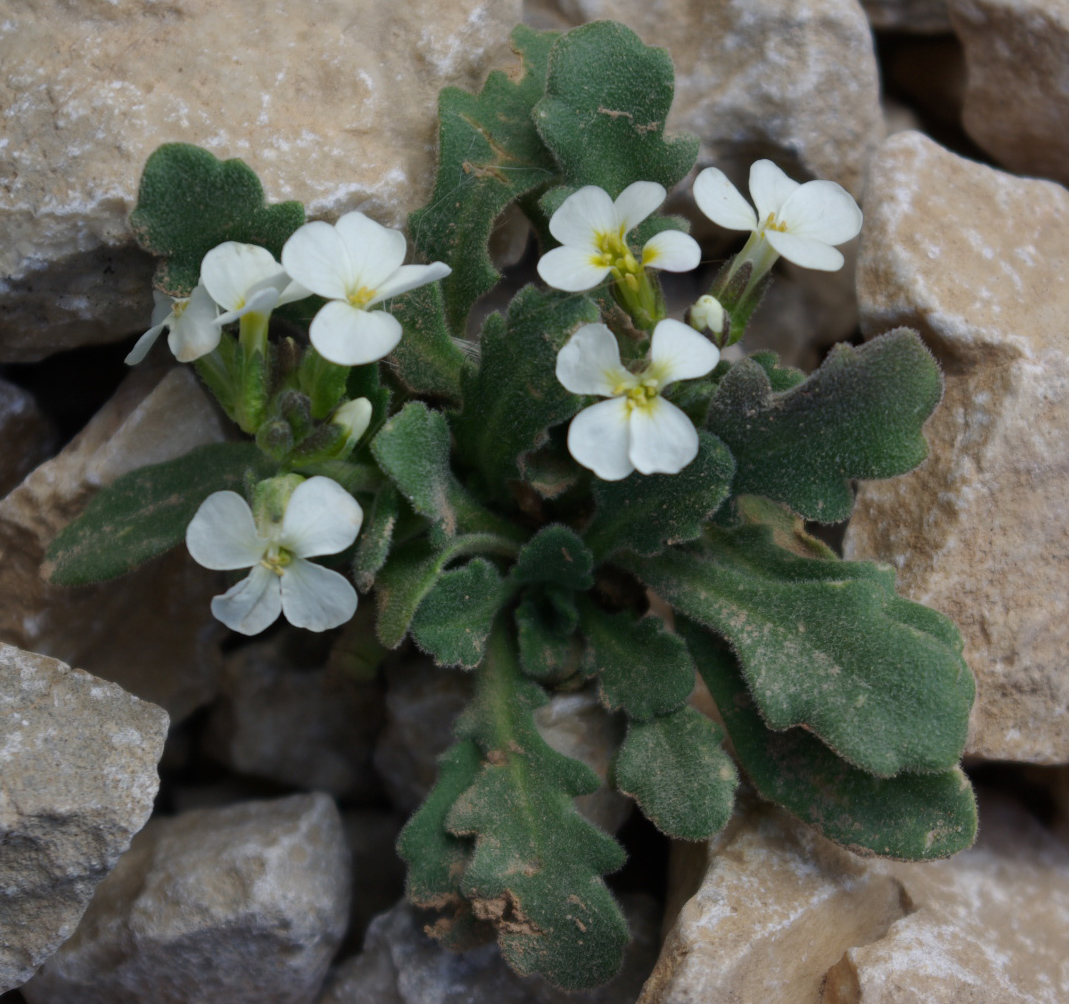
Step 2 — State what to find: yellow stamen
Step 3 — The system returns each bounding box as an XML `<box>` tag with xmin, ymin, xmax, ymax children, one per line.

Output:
<box><xmin>764</xmin><ymin>212</ymin><xmax>789</xmax><ymax>233</ymax></box>
<box><xmin>259</xmin><ymin>546</ymin><xmax>293</xmax><ymax>577</ymax></box>
<box><xmin>347</xmin><ymin>286</ymin><xmax>378</xmax><ymax>308</ymax></box>
<box><xmin>591</xmin><ymin>227</ymin><xmax>642</xmax><ymax>277</ymax></box>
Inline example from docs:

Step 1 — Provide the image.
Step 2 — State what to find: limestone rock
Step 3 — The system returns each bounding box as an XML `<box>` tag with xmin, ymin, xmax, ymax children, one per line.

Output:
<box><xmin>847</xmin><ymin>130</ymin><xmax>1069</xmax><ymax>763</ymax></box>
<box><xmin>859</xmin><ymin>0</ymin><xmax>952</xmax><ymax>31</ymax></box>
<box><xmin>640</xmin><ymin>793</ymin><xmax>1069</xmax><ymax>1003</ymax></box>
<box><xmin>0</xmin><ymin>644</ymin><xmax>167</xmax><ymax>993</ymax></box>
<box><xmin>0</xmin><ymin>365</ymin><xmax>227</xmax><ymax>722</ymax></box>
<box><xmin>0</xmin><ymin>0</ymin><xmax>523</xmax><ymax>361</ymax></box>
<box><xmin>0</xmin><ymin>379</ymin><xmax>54</xmax><ymax>499</ymax></box>
<box><xmin>23</xmin><ymin>793</ymin><xmax>350</xmax><ymax>1004</ymax></box>
<box><xmin>951</xmin><ymin>0</ymin><xmax>1069</xmax><ymax>187</ymax></box>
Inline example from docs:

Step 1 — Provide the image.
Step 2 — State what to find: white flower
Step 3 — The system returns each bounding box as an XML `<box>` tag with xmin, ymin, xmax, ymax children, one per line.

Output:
<box><xmin>537</xmin><ymin>182</ymin><xmax>701</xmax><ymax>292</ymax></box>
<box><xmin>689</xmin><ymin>294</ymin><xmax>725</xmax><ymax>336</ymax></box>
<box><xmin>281</xmin><ymin>211</ymin><xmax>451</xmax><ymax>367</ymax></box>
<box><xmin>693</xmin><ymin>160</ymin><xmax>862</xmax><ymax>272</ymax></box>
<box><xmin>200</xmin><ymin>241</ymin><xmax>309</xmax><ymax>325</ymax></box>
<box><xmin>125</xmin><ymin>285</ymin><xmax>221</xmax><ymax>365</ymax></box>
<box><xmin>186</xmin><ymin>476</ymin><xmax>363</xmax><ymax>635</ymax></box>
<box><xmin>557</xmin><ymin>319</ymin><xmax>720</xmax><ymax>481</ymax></box>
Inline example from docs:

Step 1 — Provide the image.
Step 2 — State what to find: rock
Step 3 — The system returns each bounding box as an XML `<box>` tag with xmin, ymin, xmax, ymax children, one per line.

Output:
<box><xmin>0</xmin><ymin>380</ymin><xmax>54</xmax><ymax>499</ymax></box>
<box><xmin>0</xmin><ymin>365</ymin><xmax>227</xmax><ymax>722</ymax></box>
<box><xmin>340</xmin><ymin>809</ymin><xmax>407</xmax><ymax>955</ymax></box>
<box><xmin>203</xmin><ymin>636</ymin><xmax>385</xmax><ymax>800</ymax></box>
<box><xmin>0</xmin><ymin>0</ymin><xmax>523</xmax><ymax>362</ymax></box>
<box><xmin>23</xmin><ymin>793</ymin><xmax>350</xmax><ymax>1004</ymax></box>
<box><xmin>318</xmin><ymin>893</ymin><xmax>661</xmax><ymax>1004</ymax></box>
<box><xmin>846</xmin><ymin>131</ymin><xmax>1069</xmax><ymax>763</ymax></box>
<box><xmin>950</xmin><ymin>0</ymin><xmax>1069</xmax><ymax>187</ymax></box>
<box><xmin>859</xmin><ymin>0</ymin><xmax>952</xmax><ymax>31</ymax></box>
<box><xmin>641</xmin><ymin>792</ymin><xmax>1069</xmax><ymax>1003</ymax></box>
<box><xmin>0</xmin><ymin>643</ymin><xmax>167</xmax><ymax>993</ymax></box>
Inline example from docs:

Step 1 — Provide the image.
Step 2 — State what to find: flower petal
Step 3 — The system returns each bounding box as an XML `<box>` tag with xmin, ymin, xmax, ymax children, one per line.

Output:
<box><xmin>567</xmin><ymin>397</ymin><xmax>634</xmax><ymax>482</ymax></box>
<box><xmin>556</xmin><ymin>323</ymin><xmax>627</xmax><ymax>396</ymax></box>
<box><xmin>372</xmin><ymin>262</ymin><xmax>452</xmax><ymax>302</ymax></box>
<box><xmin>213</xmin><ymin>284</ymin><xmax>282</xmax><ymax>327</ymax></box>
<box><xmin>548</xmin><ymin>186</ymin><xmax>617</xmax><ymax>248</ymax></box>
<box><xmin>629</xmin><ymin>398</ymin><xmax>699</xmax><ymax>475</ymax></box>
<box><xmin>649</xmin><ymin>318</ymin><xmax>720</xmax><ymax>384</ymax></box>
<box><xmin>613</xmin><ymin>181</ymin><xmax>666</xmax><ymax>233</ymax></box>
<box><xmin>211</xmin><ymin>565</ymin><xmax>283</xmax><ymax>636</ymax></box>
<box><xmin>693</xmin><ymin>168</ymin><xmax>758</xmax><ymax>232</ymax></box>
<box><xmin>151</xmin><ymin>290</ymin><xmax>176</xmax><ymax>326</ymax></box>
<box><xmin>280</xmin><ymin>476</ymin><xmax>364</xmax><ymax>558</ymax></box>
<box><xmin>186</xmin><ymin>490</ymin><xmax>266</xmax><ymax>570</ymax></box>
<box><xmin>125</xmin><ymin>322</ymin><xmax>167</xmax><ymax>366</ymax></box>
<box><xmin>778</xmin><ymin>180</ymin><xmax>863</xmax><ymax>245</ymax></box>
<box><xmin>749</xmin><ymin>160</ymin><xmax>801</xmax><ymax>220</ymax></box>
<box><xmin>281</xmin><ymin>220</ymin><xmax>354</xmax><ymax>300</ymax></box>
<box><xmin>309</xmin><ymin>301</ymin><xmax>403</xmax><ymax>366</ymax></box>
<box><xmin>537</xmin><ymin>246</ymin><xmax>610</xmax><ymax>292</ymax></box>
<box><xmin>764</xmin><ymin>229</ymin><xmax>845</xmax><ymax>271</ymax></box>
<box><xmin>201</xmin><ymin>242</ymin><xmax>286</xmax><ymax>311</ymax></box>
<box><xmin>280</xmin><ymin>558</ymin><xmax>358</xmax><ymax>631</ymax></box>
<box><xmin>641</xmin><ymin>229</ymin><xmax>701</xmax><ymax>273</ymax></box>
<box><xmin>334</xmin><ymin>211</ymin><xmax>408</xmax><ymax>290</ymax></box>
<box><xmin>168</xmin><ymin>284</ymin><xmax>223</xmax><ymax>362</ymax></box>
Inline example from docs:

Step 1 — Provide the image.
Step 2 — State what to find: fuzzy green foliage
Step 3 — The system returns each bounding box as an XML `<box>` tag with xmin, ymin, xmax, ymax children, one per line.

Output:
<box><xmin>707</xmin><ymin>329</ymin><xmax>943</xmax><ymax>523</ymax></box>
<box><xmin>409</xmin><ymin>25</ymin><xmax>559</xmax><ymax>333</ymax></box>
<box><xmin>614</xmin><ymin>706</ymin><xmax>738</xmax><ymax>841</ymax></box>
<box><xmin>625</xmin><ymin>526</ymin><xmax>975</xmax><ymax>777</ymax></box>
<box><xmin>511</xmin><ymin>524</ymin><xmax>594</xmax><ymax>589</ymax></box>
<box><xmin>446</xmin><ymin>621</ymin><xmax>629</xmax><ymax>990</ymax></box>
<box><xmin>130</xmin><ymin>144</ymin><xmax>304</xmax><ymax>296</ymax></box>
<box><xmin>389</xmin><ymin>283</ymin><xmax>468</xmax><ymax>402</ymax></box>
<box><xmin>534</xmin><ymin>21</ymin><xmax>699</xmax><ymax>197</ymax></box>
<box><xmin>346</xmin><ymin>362</ymin><xmax>392</xmax><ymax>439</ymax></box>
<box><xmin>351</xmin><ymin>484</ymin><xmax>401</xmax><ymax>593</ymax></box>
<box><xmin>515</xmin><ymin>588</ymin><xmax>579</xmax><ymax>682</ymax></box>
<box><xmin>683</xmin><ymin>623</ymin><xmax>978</xmax><ymax>859</ymax></box>
<box><xmin>44</xmin><ymin>444</ymin><xmax>272</xmax><ymax>586</ymax></box>
<box><xmin>299</xmin><ymin>348</ymin><xmax>349</xmax><ymax>420</ymax></box>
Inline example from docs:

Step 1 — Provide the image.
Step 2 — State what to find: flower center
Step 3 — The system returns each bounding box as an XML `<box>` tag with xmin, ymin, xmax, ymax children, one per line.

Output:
<box><xmin>260</xmin><ymin>545</ymin><xmax>294</xmax><ymax>577</ymax></box>
<box><xmin>347</xmin><ymin>286</ymin><xmax>378</xmax><ymax>308</ymax></box>
<box><xmin>624</xmin><ymin>378</ymin><xmax>661</xmax><ymax>412</ymax></box>
<box><xmin>763</xmin><ymin>212</ymin><xmax>789</xmax><ymax>233</ymax></box>
<box><xmin>592</xmin><ymin>228</ymin><xmax>640</xmax><ymax>275</ymax></box>
<box><xmin>172</xmin><ymin>298</ymin><xmax>190</xmax><ymax>320</ymax></box>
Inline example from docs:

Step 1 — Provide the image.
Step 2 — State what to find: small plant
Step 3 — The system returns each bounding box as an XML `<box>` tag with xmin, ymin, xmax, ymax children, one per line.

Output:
<box><xmin>46</xmin><ymin>21</ymin><xmax>976</xmax><ymax>991</ymax></box>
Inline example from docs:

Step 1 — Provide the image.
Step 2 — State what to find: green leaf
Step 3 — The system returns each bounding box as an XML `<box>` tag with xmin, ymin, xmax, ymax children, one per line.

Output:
<box><xmin>534</xmin><ymin>21</ymin><xmax>699</xmax><ymax>196</ymax></box>
<box><xmin>389</xmin><ymin>281</ymin><xmax>468</xmax><ymax>402</ymax></box>
<box><xmin>707</xmin><ymin>329</ymin><xmax>943</xmax><ymax>522</ymax></box>
<box><xmin>299</xmin><ymin>347</ymin><xmax>349</xmax><ymax>420</ymax></box>
<box><xmin>683</xmin><ymin>623</ymin><xmax>977</xmax><ymax>859</ymax></box>
<box><xmin>614</xmin><ymin>706</ymin><xmax>737</xmax><ymax>841</ymax></box>
<box><xmin>515</xmin><ymin>586</ymin><xmax>579</xmax><ymax>683</ymax></box>
<box><xmin>452</xmin><ymin>286</ymin><xmax>599</xmax><ymax>500</ymax></box>
<box><xmin>579</xmin><ymin>599</ymin><xmax>695</xmax><ymax>721</ymax></box>
<box><xmin>409</xmin><ymin>24</ymin><xmax>559</xmax><ymax>332</ymax></box>
<box><xmin>411</xmin><ymin>559</ymin><xmax>514</xmax><ymax>668</ymax></box>
<box><xmin>346</xmin><ymin>361</ymin><xmax>392</xmax><ymax>440</ymax></box>
<box><xmin>447</xmin><ymin>620</ymin><xmax>629</xmax><ymax>991</ymax></box>
<box><xmin>623</xmin><ymin>526</ymin><xmax>975</xmax><ymax>777</ymax></box>
<box><xmin>511</xmin><ymin>524</ymin><xmax>594</xmax><ymax>590</ymax></box>
<box><xmin>351</xmin><ymin>483</ymin><xmax>401</xmax><ymax>593</ymax></box>
<box><xmin>44</xmin><ymin>443</ymin><xmax>273</xmax><ymax>586</ymax></box>
<box><xmin>584</xmin><ymin>431</ymin><xmax>735</xmax><ymax>561</ymax></box>
<box><xmin>130</xmin><ymin>144</ymin><xmax>305</xmax><ymax>296</ymax></box>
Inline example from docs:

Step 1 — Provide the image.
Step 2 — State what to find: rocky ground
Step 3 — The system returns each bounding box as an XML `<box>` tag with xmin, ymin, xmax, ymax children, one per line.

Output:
<box><xmin>2</xmin><ymin>0</ymin><xmax>1068</xmax><ymax>1001</ymax></box>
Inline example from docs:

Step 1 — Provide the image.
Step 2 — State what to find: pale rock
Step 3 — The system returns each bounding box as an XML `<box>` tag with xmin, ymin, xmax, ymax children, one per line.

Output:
<box><xmin>846</xmin><ymin>130</ymin><xmax>1069</xmax><ymax>763</ymax></box>
<box><xmin>0</xmin><ymin>365</ymin><xmax>227</xmax><ymax>722</ymax></box>
<box><xmin>0</xmin><ymin>0</ymin><xmax>522</xmax><ymax>361</ymax></box>
<box><xmin>859</xmin><ymin>0</ymin><xmax>952</xmax><ymax>31</ymax></box>
<box><xmin>950</xmin><ymin>0</ymin><xmax>1069</xmax><ymax>187</ymax></box>
<box><xmin>0</xmin><ymin>379</ymin><xmax>54</xmax><ymax>499</ymax></box>
<box><xmin>0</xmin><ymin>643</ymin><xmax>167</xmax><ymax>993</ymax></box>
<box><xmin>640</xmin><ymin>793</ymin><xmax>1069</xmax><ymax>1004</ymax></box>
<box><xmin>23</xmin><ymin>793</ymin><xmax>350</xmax><ymax>1004</ymax></box>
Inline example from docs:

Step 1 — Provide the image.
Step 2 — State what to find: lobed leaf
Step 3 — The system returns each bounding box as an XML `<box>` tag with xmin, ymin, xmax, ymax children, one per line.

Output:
<box><xmin>351</xmin><ymin>483</ymin><xmax>401</xmax><ymax>593</ymax></box>
<box><xmin>515</xmin><ymin>585</ymin><xmax>580</xmax><ymax>683</ymax></box>
<box><xmin>389</xmin><ymin>280</ymin><xmax>468</xmax><ymax>403</ymax></box>
<box><xmin>511</xmin><ymin>524</ymin><xmax>594</xmax><ymax>590</ymax></box>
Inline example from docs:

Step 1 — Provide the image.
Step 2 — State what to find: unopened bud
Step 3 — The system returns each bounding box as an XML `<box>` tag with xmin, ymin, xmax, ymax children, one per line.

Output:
<box><xmin>332</xmin><ymin>397</ymin><xmax>373</xmax><ymax>455</ymax></box>
<box><xmin>689</xmin><ymin>295</ymin><xmax>725</xmax><ymax>336</ymax></box>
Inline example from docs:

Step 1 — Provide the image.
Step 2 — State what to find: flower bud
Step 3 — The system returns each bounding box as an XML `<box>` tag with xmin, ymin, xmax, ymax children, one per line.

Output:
<box><xmin>689</xmin><ymin>295</ymin><xmax>725</xmax><ymax>337</ymax></box>
<box><xmin>332</xmin><ymin>397</ymin><xmax>373</xmax><ymax>455</ymax></box>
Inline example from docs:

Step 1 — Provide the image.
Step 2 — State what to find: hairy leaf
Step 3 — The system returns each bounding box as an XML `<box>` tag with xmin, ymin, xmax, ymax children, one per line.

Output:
<box><xmin>511</xmin><ymin>524</ymin><xmax>594</xmax><ymax>590</ymax></box>
<box><xmin>351</xmin><ymin>483</ymin><xmax>401</xmax><ymax>593</ymax></box>
<box><xmin>389</xmin><ymin>280</ymin><xmax>468</xmax><ymax>403</ymax></box>
<box><xmin>515</xmin><ymin>586</ymin><xmax>579</xmax><ymax>683</ymax></box>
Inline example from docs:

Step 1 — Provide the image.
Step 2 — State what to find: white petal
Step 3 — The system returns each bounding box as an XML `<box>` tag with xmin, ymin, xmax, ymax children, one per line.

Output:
<box><xmin>749</xmin><ymin>160</ymin><xmax>801</xmax><ymax>220</ymax></box>
<box><xmin>537</xmin><ymin>246</ymin><xmax>610</xmax><ymax>292</ymax></box>
<box><xmin>613</xmin><ymin>181</ymin><xmax>666</xmax><ymax>233</ymax></box>
<box><xmin>556</xmin><ymin>323</ymin><xmax>628</xmax><ymax>397</ymax></box>
<box><xmin>125</xmin><ymin>322</ymin><xmax>167</xmax><ymax>366</ymax></box>
<box><xmin>764</xmin><ymin>229</ymin><xmax>845</xmax><ymax>271</ymax></box>
<box><xmin>151</xmin><ymin>290</ymin><xmax>176</xmax><ymax>326</ymax></box>
<box><xmin>186</xmin><ymin>490</ymin><xmax>267</xmax><ymax>570</ymax></box>
<box><xmin>213</xmin><ymin>284</ymin><xmax>281</xmax><ymax>327</ymax></box>
<box><xmin>567</xmin><ymin>397</ymin><xmax>634</xmax><ymax>481</ymax></box>
<box><xmin>211</xmin><ymin>565</ymin><xmax>283</xmax><ymax>636</ymax></box>
<box><xmin>777</xmin><ymin>180</ymin><xmax>863</xmax><ymax>245</ymax></box>
<box><xmin>372</xmin><ymin>262</ymin><xmax>452</xmax><ymax>302</ymax></box>
<box><xmin>335</xmin><ymin>212</ymin><xmax>408</xmax><ymax>290</ymax></box>
<box><xmin>548</xmin><ymin>186</ymin><xmax>617</xmax><ymax>248</ymax></box>
<box><xmin>629</xmin><ymin>398</ymin><xmax>699</xmax><ymax>475</ymax></box>
<box><xmin>693</xmin><ymin>168</ymin><xmax>758</xmax><ymax>232</ymax></box>
<box><xmin>280</xmin><ymin>476</ymin><xmax>364</xmax><ymax>558</ymax></box>
<box><xmin>309</xmin><ymin>300</ymin><xmax>403</xmax><ymax>366</ymax></box>
<box><xmin>280</xmin><ymin>558</ymin><xmax>358</xmax><ymax>631</ymax></box>
<box><xmin>281</xmin><ymin>220</ymin><xmax>353</xmax><ymax>300</ymax></box>
<box><xmin>649</xmin><ymin>318</ymin><xmax>720</xmax><ymax>384</ymax></box>
<box><xmin>201</xmin><ymin>242</ymin><xmax>286</xmax><ymax>311</ymax></box>
<box><xmin>641</xmin><ymin>230</ymin><xmax>701</xmax><ymax>273</ymax></box>
<box><xmin>278</xmin><ymin>278</ymin><xmax>313</xmax><ymax>306</ymax></box>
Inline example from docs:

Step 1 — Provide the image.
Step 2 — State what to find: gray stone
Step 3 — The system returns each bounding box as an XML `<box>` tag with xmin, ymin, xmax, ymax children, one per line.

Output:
<box><xmin>0</xmin><ymin>380</ymin><xmax>54</xmax><ymax>501</ymax></box>
<box><xmin>0</xmin><ymin>644</ymin><xmax>167</xmax><ymax>993</ymax></box>
<box><xmin>23</xmin><ymin>793</ymin><xmax>350</xmax><ymax>1004</ymax></box>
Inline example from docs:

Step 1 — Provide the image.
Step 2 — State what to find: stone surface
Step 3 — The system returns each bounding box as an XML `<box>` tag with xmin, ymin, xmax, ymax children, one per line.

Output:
<box><xmin>640</xmin><ymin>793</ymin><xmax>1069</xmax><ymax>1003</ymax></box>
<box><xmin>203</xmin><ymin>637</ymin><xmax>384</xmax><ymax>800</ymax></box>
<box><xmin>950</xmin><ymin>0</ymin><xmax>1069</xmax><ymax>187</ymax></box>
<box><xmin>319</xmin><ymin>893</ymin><xmax>660</xmax><ymax>1004</ymax></box>
<box><xmin>0</xmin><ymin>365</ymin><xmax>227</xmax><ymax>722</ymax></box>
<box><xmin>0</xmin><ymin>643</ymin><xmax>167</xmax><ymax>993</ymax></box>
<box><xmin>847</xmin><ymin>130</ymin><xmax>1069</xmax><ymax>763</ymax></box>
<box><xmin>860</xmin><ymin>0</ymin><xmax>952</xmax><ymax>31</ymax></box>
<box><xmin>0</xmin><ymin>380</ymin><xmax>54</xmax><ymax>500</ymax></box>
<box><xmin>0</xmin><ymin>0</ymin><xmax>523</xmax><ymax>361</ymax></box>
<box><xmin>23</xmin><ymin>793</ymin><xmax>350</xmax><ymax>1004</ymax></box>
